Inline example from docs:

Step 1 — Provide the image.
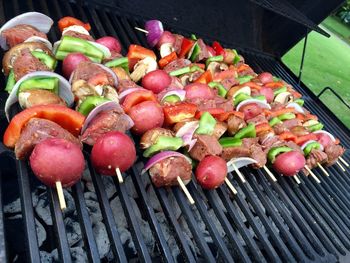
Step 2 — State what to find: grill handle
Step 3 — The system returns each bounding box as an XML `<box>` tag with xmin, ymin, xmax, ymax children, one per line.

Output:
<box><xmin>317</xmin><ymin>86</ymin><xmax>350</xmax><ymax>111</ymax></box>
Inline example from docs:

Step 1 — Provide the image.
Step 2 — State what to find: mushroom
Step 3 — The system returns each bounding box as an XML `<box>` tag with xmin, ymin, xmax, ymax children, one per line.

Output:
<box><xmin>140</xmin><ymin>128</ymin><xmax>175</xmax><ymax>149</ymax></box>
<box><xmin>274</xmin><ymin>91</ymin><xmax>293</xmax><ymax>104</ymax></box>
<box><xmin>18</xmin><ymin>89</ymin><xmax>66</xmax><ymax>109</ymax></box>
<box><xmin>130</xmin><ymin>57</ymin><xmax>158</xmax><ymax>82</ymax></box>
<box><xmin>160</xmin><ymin>43</ymin><xmax>175</xmax><ymax>58</ymax></box>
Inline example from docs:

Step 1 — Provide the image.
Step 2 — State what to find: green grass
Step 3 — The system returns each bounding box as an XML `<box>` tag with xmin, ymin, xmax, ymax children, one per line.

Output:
<box><xmin>322</xmin><ymin>16</ymin><xmax>350</xmax><ymax>44</ymax></box>
<box><xmin>282</xmin><ymin>17</ymin><xmax>350</xmax><ymax>128</ymax></box>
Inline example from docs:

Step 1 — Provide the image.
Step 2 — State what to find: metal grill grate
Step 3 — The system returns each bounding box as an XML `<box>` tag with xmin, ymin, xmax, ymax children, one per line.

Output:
<box><xmin>1</xmin><ymin>0</ymin><xmax>350</xmax><ymax>262</ymax></box>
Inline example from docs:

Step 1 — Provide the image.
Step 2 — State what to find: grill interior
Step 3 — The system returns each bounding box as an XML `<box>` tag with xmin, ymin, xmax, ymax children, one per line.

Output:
<box><xmin>1</xmin><ymin>0</ymin><xmax>350</xmax><ymax>262</ymax></box>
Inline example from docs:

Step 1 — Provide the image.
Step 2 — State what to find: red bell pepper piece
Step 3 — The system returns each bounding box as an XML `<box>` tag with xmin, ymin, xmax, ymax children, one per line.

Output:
<box><xmin>194</xmin><ymin>70</ymin><xmax>213</xmax><ymax>84</ymax></box>
<box><xmin>122</xmin><ymin>90</ymin><xmax>157</xmax><ymax>113</ymax></box>
<box><xmin>212</xmin><ymin>41</ymin><xmax>225</xmax><ymax>56</ymax></box>
<box><xmin>127</xmin><ymin>44</ymin><xmax>156</xmax><ymax>70</ymax></box>
<box><xmin>158</xmin><ymin>51</ymin><xmax>178</xmax><ymax>68</ymax></box>
<box><xmin>288</xmin><ymin>88</ymin><xmax>303</xmax><ymax>99</ymax></box>
<box><xmin>296</xmin><ymin>113</ymin><xmax>318</xmax><ymax>122</ymax></box>
<box><xmin>278</xmin><ymin>131</ymin><xmax>297</xmax><ymax>142</ymax></box>
<box><xmin>255</xmin><ymin>123</ymin><xmax>272</xmax><ymax>135</ymax></box>
<box><xmin>179</xmin><ymin>38</ymin><xmax>194</xmax><ymax>58</ymax></box>
<box><xmin>237</xmin><ymin>64</ymin><xmax>252</xmax><ymax>73</ymax></box>
<box><xmin>3</xmin><ymin>105</ymin><xmax>85</xmax><ymax>148</ymax></box>
<box><xmin>267</xmin><ymin>108</ymin><xmax>296</xmax><ymax>118</ymax></box>
<box><xmin>195</xmin><ymin>108</ymin><xmax>225</xmax><ymax>119</ymax></box>
<box><xmin>243</xmin><ymin>81</ymin><xmax>262</xmax><ymax>90</ymax></box>
<box><xmin>264</xmin><ymin>81</ymin><xmax>285</xmax><ymax>89</ymax></box>
<box><xmin>58</xmin><ymin>16</ymin><xmax>91</xmax><ymax>32</ymax></box>
<box><xmin>163</xmin><ymin>103</ymin><xmax>197</xmax><ymax>125</ymax></box>
<box><xmin>294</xmin><ymin>133</ymin><xmax>318</xmax><ymax>146</ymax></box>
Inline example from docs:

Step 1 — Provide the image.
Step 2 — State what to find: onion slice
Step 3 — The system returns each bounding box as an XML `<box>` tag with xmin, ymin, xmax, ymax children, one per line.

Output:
<box><xmin>142</xmin><ymin>151</ymin><xmax>192</xmax><ymax>174</ymax></box>
<box><xmin>88</xmin><ymin>41</ymin><xmax>111</xmax><ymax>59</ymax></box>
<box><xmin>145</xmin><ymin>20</ymin><xmax>164</xmax><ymax>47</ymax></box>
<box><xmin>300</xmin><ymin>140</ymin><xmax>324</xmax><ymax>152</ymax></box>
<box><xmin>175</xmin><ymin>121</ymin><xmax>199</xmax><ymax>151</ymax></box>
<box><xmin>95</xmin><ymin>64</ymin><xmax>118</xmax><ymax>88</ymax></box>
<box><xmin>161</xmin><ymin>89</ymin><xmax>186</xmax><ymax>102</ymax></box>
<box><xmin>5</xmin><ymin>71</ymin><xmax>74</xmax><ymax>121</ymax></box>
<box><xmin>81</xmin><ymin>101</ymin><xmax>133</xmax><ymax>134</ymax></box>
<box><xmin>286</xmin><ymin>102</ymin><xmax>304</xmax><ymax>114</ymax></box>
<box><xmin>0</xmin><ymin>12</ymin><xmax>53</xmax><ymax>50</ymax></box>
<box><xmin>227</xmin><ymin>157</ymin><xmax>257</xmax><ymax>173</ymax></box>
<box><xmin>313</xmin><ymin>130</ymin><xmax>336</xmax><ymax>143</ymax></box>
<box><xmin>236</xmin><ymin>99</ymin><xmax>271</xmax><ymax>111</ymax></box>
<box><xmin>24</xmin><ymin>36</ymin><xmax>53</xmax><ymax>50</ymax></box>
<box><xmin>119</xmin><ymin>88</ymin><xmax>146</xmax><ymax>102</ymax></box>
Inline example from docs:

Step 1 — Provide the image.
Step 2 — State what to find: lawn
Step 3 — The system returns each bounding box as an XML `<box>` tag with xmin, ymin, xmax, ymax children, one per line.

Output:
<box><xmin>282</xmin><ymin>17</ymin><xmax>350</xmax><ymax>128</ymax></box>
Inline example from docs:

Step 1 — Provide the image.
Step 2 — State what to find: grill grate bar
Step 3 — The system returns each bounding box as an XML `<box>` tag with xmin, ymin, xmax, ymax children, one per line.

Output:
<box><xmin>71</xmin><ymin>183</ymin><xmax>100</xmax><ymax>263</ymax></box>
<box><xmin>187</xmin><ymin>183</ymin><xmax>235</xmax><ymax>262</ymax></box>
<box><xmin>87</xmin><ymin>158</ymin><xmax>128</xmax><ymax>262</ymax></box>
<box><xmin>113</xmin><ymin>176</ymin><xmax>153</xmax><ymax>262</ymax></box>
<box><xmin>0</xmin><ymin>168</ymin><xmax>7</xmax><ymax>263</ymax></box>
<box><xmin>16</xmin><ymin>160</ymin><xmax>40</xmax><ymax>263</ymax></box>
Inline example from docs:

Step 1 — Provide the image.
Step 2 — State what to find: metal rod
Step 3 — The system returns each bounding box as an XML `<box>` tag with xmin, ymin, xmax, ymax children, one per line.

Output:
<box><xmin>298</xmin><ymin>29</ymin><xmax>309</xmax><ymax>84</ymax></box>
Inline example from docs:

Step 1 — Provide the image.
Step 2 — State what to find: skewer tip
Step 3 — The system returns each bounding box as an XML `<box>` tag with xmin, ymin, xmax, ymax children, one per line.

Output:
<box><xmin>55</xmin><ymin>181</ymin><xmax>66</xmax><ymax>210</ymax></box>
<box><xmin>337</xmin><ymin>161</ymin><xmax>346</xmax><ymax>172</ymax></box>
<box><xmin>116</xmin><ymin>167</ymin><xmax>124</xmax><ymax>183</ymax></box>
<box><xmin>232</xmin><ymin>163</ymin><xmax>246</xmax><ymax>183</ymax></box>
<box><xmin>134</xmin><ymin>26</ymin><xmax>149</xmax><ymax>34</ymax></box>
<box><xmin>305</xmin><ymin>166</ymin><xmax>321</xmax><ymax>183</ymax></box>
<box><xmin>224</xmin><ymin>177</ymin><xmax>238</xmax><ymax>195</ymax></box>
<box><xmin>177</xmin><ymin>176</ymin><xmax>195</xmax><ymax>205</ymax></box>
<box><xmin>263</xmin><ymin>165</ymin><xmax>277</xmax><ymax>182</ymax></box>
<box><xmin>293</xmin><ymin>175</ymin><xmax>301</xmax><ymax>184</ymax></box>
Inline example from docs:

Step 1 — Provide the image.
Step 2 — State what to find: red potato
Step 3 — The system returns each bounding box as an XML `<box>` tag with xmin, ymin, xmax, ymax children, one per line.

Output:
<box><xmin>96</xmin><ymin>36</ymin><xmax>122</xmax><ymax>53</ymax></box>
<box><xmin>62</xmin><ymin>52</ymin><xmax>90</xmax><ymax>79</ymax></box>
<box><xmin>185</xmin><ymin>83</ymin><xmax>215</xmax><ymax>100</ymax></box>
<box><xmin>195</xmin><ymin>156</ymin><xmax>227</xmax><ymax>189</ymax></box>
<box><xmin>259</xmin><ymin>87</ymin><xmax>274</xmax><ymax>103</ymax></box>
<box><xmin>156</xmin><ymin>31</ymin><xmax>175</xmax><ymax>48</ymax></box>
<box><xmin>240</xmin><ymin>103</ymin><xmax>263</xmax><ymax>121</ymax></box>
<box><xmin>316</xmin><ymin>133</ymin><xmax>332</xmax><ymax>148</ymax></box>
<box><xmin>128</xmin><ymin>101</ymin><xmax>164</xmax><ymax>135</ymax></box>
<box><xmin>142</xmin><ymin>69</ymin><xmax>172</xmax><ymax>94</ymax></box>
<box><xmin>273</xmin><ymin>151</ymin><xmax>306</xmax><ymax>176</ymax></box>
<box><xmin>258</xmin><ymin>72</ymin><xmax>273</xmax><ymax>84</ymax></box>
<box><xmin>30</xmin><ymin>138</ymin><xmax>85</xmax><ymax>187</ymax></box>
<box><xmin>91</xmin><ymin>131</ymin><xmax>136</xmax><ymax>175</ymax></box>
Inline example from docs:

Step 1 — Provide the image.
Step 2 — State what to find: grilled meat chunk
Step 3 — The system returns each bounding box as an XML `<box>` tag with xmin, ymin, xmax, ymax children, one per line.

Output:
<box><xmin>189</xmin><ymin>135</ymin><xmax>222</xmax><ymax>161</ymax></box>
<box><xmin>72</xmin><ymin>61</ymin><xmax>115</xmax><ymax>86</ymax></box>
<box><xmin>2</xmin><ymin>24</ymin><xmax>48</xmax><ymax>48</ymax></box>
<box><xmin>227</xmin><ymin>115</ymin><xmax>246</xmax><ymax>135</ymax></box>
<box><xmin>15</xmin><ymin>118</ymin><xmax>81</xmax><ymax>160</ymax></box>
<box><xmin>140</xmin><ymin>128</ymin><xmax>174</xmax><ymax>149</ymax></box>
<box><xmin>212</xmin><ymin>121</ymin><xmax>228</xmax><ymax>140</ymax></box>
<box><xmin>163</xmin><ymin>58</ymin><xmax>191</xmax><ymax>73</ymax></box>
<box><xmin>324</xmin><ymin>143</ymin><xmax>345</xmax><ymax>166</ymax></box>
<box><xmin>149</xmin><ymin>156</ymin><xmax>192</xmax><ymax>187</ymax></box>
<box><xmin>302</xmin><ymin>149</ymin><xmax>328</xmax><ymax>175</ymax></box>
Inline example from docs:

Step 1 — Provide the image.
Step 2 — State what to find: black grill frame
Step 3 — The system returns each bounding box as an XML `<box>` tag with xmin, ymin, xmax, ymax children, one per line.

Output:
<box><xmin>1</xmin><ymin>1</ymin><xmax>350</xmax><ymax>262</ymax></box>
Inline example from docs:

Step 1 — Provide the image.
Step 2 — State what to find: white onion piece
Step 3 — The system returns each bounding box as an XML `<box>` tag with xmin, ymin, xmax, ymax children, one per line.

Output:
<box><xmin>0</xmin><ymin>12</ymin><xmax>53</xmax><ymax>50</ymax></box>
<box><xmin>142</xmin><ymin>151</ymin><xmax>191</xmax><ymax>175</ymax></box>
<box><xmin>24</xmin><ymin>36</ymin><xmax>53</xmax><ymax>50</ymax></box>
<box><xmin>300</xmin><ymin>140</ymin><xmax>324</xmax><ymax>152</ymax></box>
<box><xmin>286</xmin><ymin>102</ymin><xmax>305</xmax><ymax>114</ymax></box>
<box><xmin>5</xmin><ymin>71</ymin><xmax>74</xmax><ymax>120</ymax></box>
<box><xmin>81</xmin><ymin>101</ymin><xmax>133</xmax><ymax>134</ymax></box>
<box><xmin>313</xmin><ymin>130</ymin><xmax>336</xmax><ymax>143</ymax></box>
<box><xmin>175</xmin><ymin>121</ymin><xmax>199</xmax><ymax>138</ymax></box>
<box><xmin>95</xmin><ymin>63</ymin><xmax>118</xmax><ymax>88</ymax></box>
<box><xmin>227</xmin><ymin>157</ymin><xmax>257</xmax><ymax>173</ymax></box>
<box><xmin>161</xmin><ymin>89</ymin><xmax>186</xmax><ymax>102</ymax></box>
<box><xmin>145</xmin><ymin>20</ymin><xmax>164</xmax><ymax>47</ymax></box>
<box><xmin>62</xmin><ymin>25</ymin><xmax>90</xmax><ymax>36</ymax></box>
<box><xmin>88</xmin><ymin>41</ymin><xmax>111</xmax><ymax>59</ymax></box>
<box><xmin>236</xmin><ymin>98</ymin><xmax>271</xmax><ymax>111</ymax></box>
<box><xmin>52</xmin><ymin>40</ymin><xmax>61</xmax><ymax>55</ymax></box>
<box><xmin>160</xmin><ymin>43</ymin><xmax>174</xmax><ymax>58</ymax></box>
<box><xmin>119</xmin><ymin>88</ymin><xmax>146</xmax><ymax>102</ymax></box>
<box><xmin>232</xmin><ymin>86</ymin><xmax>251</xmax><ymax>98</ymax></box>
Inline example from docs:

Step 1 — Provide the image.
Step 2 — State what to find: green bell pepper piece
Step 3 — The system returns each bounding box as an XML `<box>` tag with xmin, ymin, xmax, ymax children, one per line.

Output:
<box><xmin>272</xmin><ymin>76</ymin><xmax>280</xmax><ymax>82</ymax></box>
<box><xmin>234</xmin><ymin>92</ymin><xmax>251</xmax><ymax>106</ymax></box>
<box><xmin>190</xmin><ymin>65</ymin><xmax>204</xmax><ymax>73</ymax></box>
<box><xmin>232</xmin><ymin>49</ymin><xmax>240</xmax><ymax>65</ymax></box>
<box><xmin>190</xmin><ymin>34</ymin><xmax>197</xmax><ymax>40</ymax></box>
<box><xmin>294</xmin><ymin>99</ymin><xmax>304</xmax><ymax>106</ymax></box>
<box><xmin>78</xmin><ymin>96</ymin><xmax>110</xmax><ymax>116</ymax></box>
<box><xmin>162</xmin><ymin>94</ymin><xmax>181</xmax><ymax>103</ymax></box>
<box><xmin>5</xmin><ymin>69</ymin><xmax>16</xmax><ymax>93</ymax></box>
<box><xmin>233</xmin><ymin>123</ymin><xmax>256</xmax><ymax>139</ymax></box>
<box><xmin>104</xmin><ymin>57</ymin><xmax>129</xmax><ymax>73</ymax></box>
<box><xmin>143</xmin><ymin>136</ymin><xmax>183</xmax><ymax>157</ymax></box>
<box><xmin>196</xmin><ymin>112</ymin><xmax>216</xmax><ymax>135</ymax></box>
<box><xmin>273</xmin><ymin>86</ymin><xmax>287</xmax><ymax>96</ymax></box>
<box><xmin>267</xmin><ymin>146</ymin><xmax>292</xmax><ymax>163</ymax></box>
<box><xmin>18</xmin><ymin>77</ymin><xmax>59</xmax><ymax>95</ymax></box>
<box><xmin>56</xmin><ymin>36</ymin><xmax>104</xmax><ymax>62</ymax></box>
<box><xmin>219</xmin><ymin>137</ymin><xmax>242</xmax><ymax>148</ymax></box>
<box><xmin>205</xmin><ymin>55</ymin><xmax>224</xmax><ymax>67</ymax></box>
<box><xmin>169</xmin><ymin>66</ymin><xmax>191</xmax><ymax>77</ymax></box>
<box><xmin>189</xmin><ymin>42</ymin><xmax>201</xmax><ymax>62</ymax></box>
<box><xmin>55</xmin><ymin>50</ymin><xmax>101</xmax><ymax>63</ymax></box>
<box><xmin>254</xmin><ymin>95</ymin><xmax>266</xmax><ymax>101</ymax></box>
<box><xmin>303</xmin><ymin>142</ymin><xmax>321</xmax><ymax>156</ymax></box>
<box><xmin>278</xmin><ymin>113</ymin><xmax>296</xmax><ymax>121</ymax></box>
<box><xmin>208</xmin><ymin>82</ymin><xmax>227</xmax><ymax>97</ymax></box>
<box><xmin>31</xmin><ymin>51</ymin><xmax>57</xmax><ymax>70</ymax></box>
<box><xmin>308</xmin><ymin>122</ymin><xmax>324</xmax><ymax>132</ymax></box>
<box><xmin>269</xmin><ymin>117</ymin><xmax>282</xmax><ymax>127</ymax></box>
<box><xmin>237</xmin><ymin>75</ymin><xmax>253</xmax><ymax>84</ymax></box>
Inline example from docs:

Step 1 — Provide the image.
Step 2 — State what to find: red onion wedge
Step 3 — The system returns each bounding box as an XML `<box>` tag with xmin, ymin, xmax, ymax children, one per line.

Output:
<box><xmin>236</xmin><ymin>99</ymin><xmax>271</xmax><ymax>111</ymax></box>
<box><xmin>286</xmin><ymin>102</ymin><xmax>304</xmax><ymax>114</ymax></box>
<box><xmin>300</xmin><ymin>140</ymin><xmax>324</xmax><ymax>152</ymax></box>
<box><xmin>161</xmin><ymin>89</ymin><xmax>186</xmax><ymax>102</ymax></box>
<box><xmin>5</xmin><ymin>71</ymin><xmax>74</xmax><ymax>121</ymax></box>
<box><xmin>142</xmin><ymin>151</ymin><xmax>192</xmax><ymax>175</ymax></box>
<box><xmin>81</xmin><ymin>101</ymin><xmax>133</xmax><ymax>134</ymax></box>
<box><xmin>0</xmin><ymin>12</ymin><xmax>53</xmax><ymax>50</ymax></box>
<box><xmin>175</xmin><ymin>121</ymin><xmax>199</xmax><ymax>151</ymax></box>
<box><xmin>313</xmin><ymin>130</ymin><xmax>336</xmax><ymax>143</ymax></box>
<box><xmin>145</xmin><ymin>20</ymin><xmax>164</xmax><ymax>47</ymax></box>
<box><xmin>227</xmin><ymin>157</ymin><xmax>257</xmax><ymax>173</ymax></box>
<box><xmin>24</xmin><ymin>36</ymin><xmax>53</xmax><ymax>50</ymax></box>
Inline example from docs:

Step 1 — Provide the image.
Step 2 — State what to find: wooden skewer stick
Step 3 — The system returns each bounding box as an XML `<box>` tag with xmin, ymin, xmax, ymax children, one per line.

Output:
<box><xmin>55</xmin><ymin>181</ymin><xmax>66</xmax><ymax>210</ymax></box>
<box><xmin>305</xmin><ymin>166</ymin><xmax>321</xmax><ymax>183</ymax></box>
<box><xmin>337</xmin><ymin>161</ymin><xmax>346</xmax><ymax>172</ymax></box>
<box><xmin>232</xmin><ymin>163</ymin><xmax>246</xmax><ymax>183</ymax></box>
<box><xmin>317</xmin><ymin>163</ymin><xmax>330</xmax><ymax>177</ymax></box>
<box><xmin>177</xmin><ymin>177</ymin><xmax>195</xmax><ymax>205</ymax></box>
<box><xmin>116</xmin><ymin>168</ymin><xmax>124</xmax><ymax>183</ymax></box>
<box><xmin>225</xmin><ymin>177</ymin><xmax>238</xmax><ymax>195</ymax></box>
<box><xmin>263</xmin><ymin>165</ymin><xmax>277</xmax><ymax>182</ymax></box>
<box><xmin>339</xmin><ymin>156</ymin><xmax>349</xmax><ymax>167</ymax></box>
<box><xmin>293</xmin><ymin>175</ymin><xmax>301</xmax><ymax>184</ymax></box>
<box><xmin>134</xmin><ymin>27</ymin><xmax>149</xmax><ymax>34</ymax></box>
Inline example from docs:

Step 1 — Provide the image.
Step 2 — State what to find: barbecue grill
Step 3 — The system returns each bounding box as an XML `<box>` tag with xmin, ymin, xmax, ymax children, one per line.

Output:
<box><xmin>1</xmin><ymin>0</ymin><xmax>350</xmax><ymax>262</ymax></box>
